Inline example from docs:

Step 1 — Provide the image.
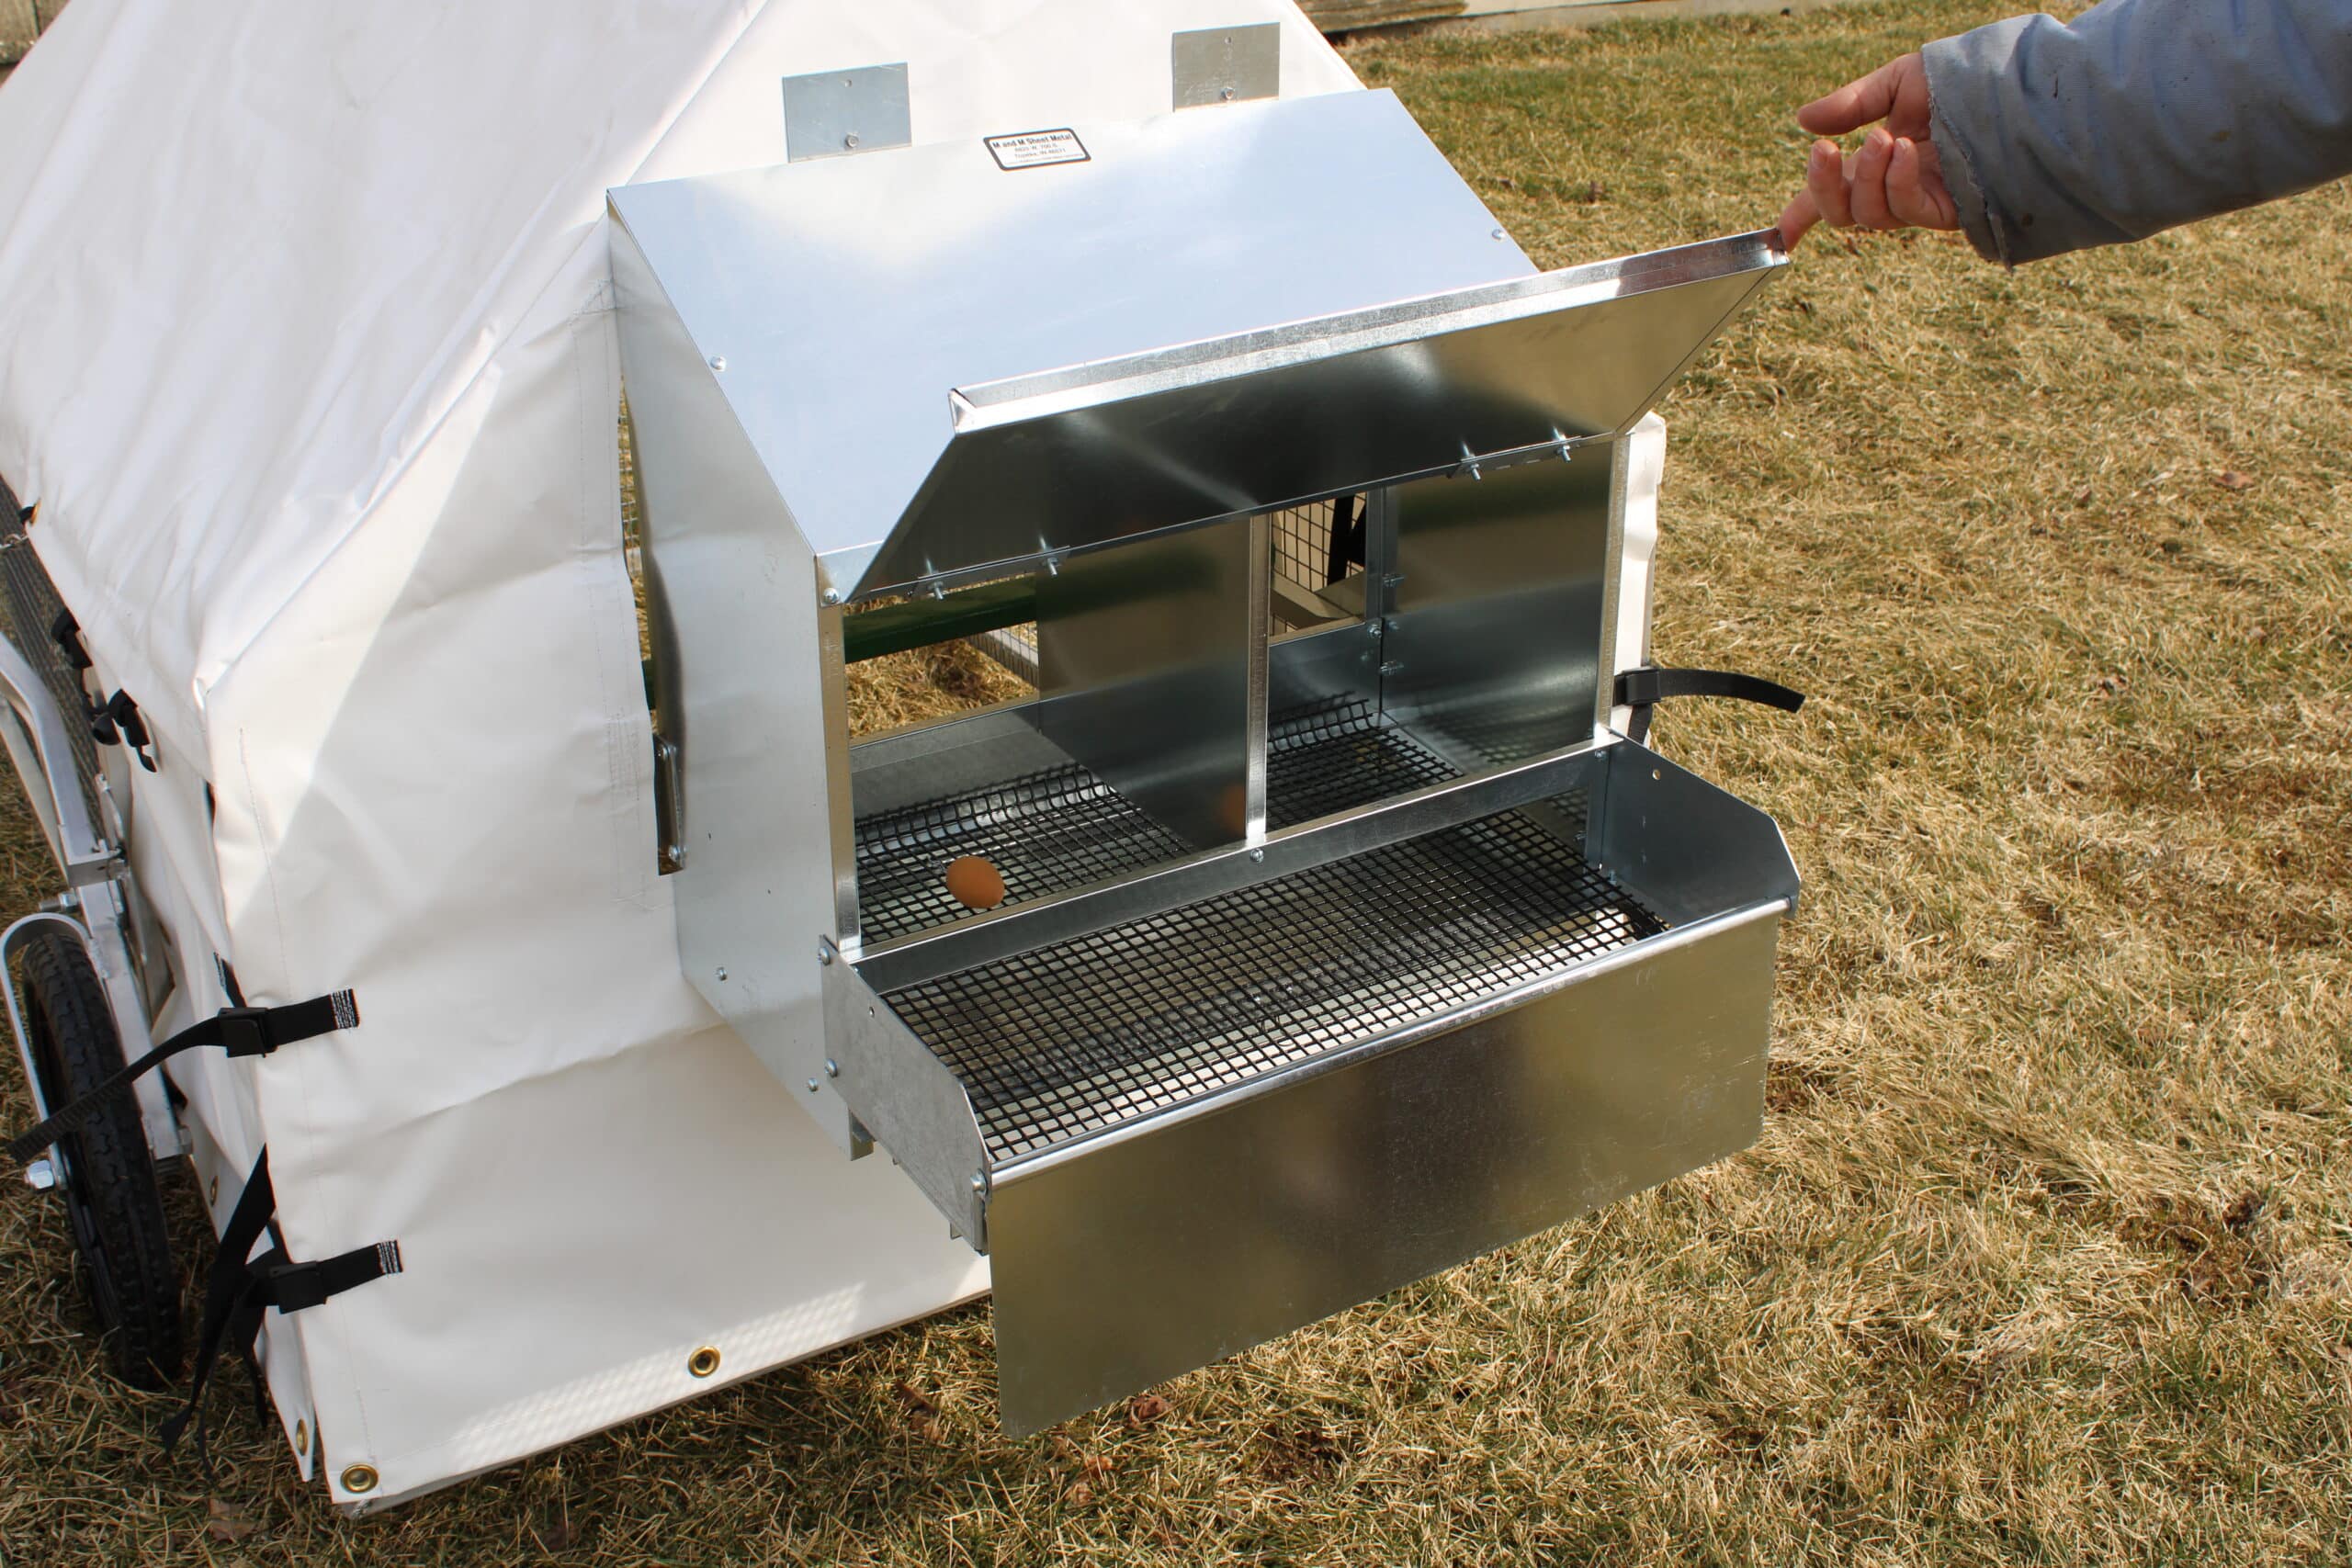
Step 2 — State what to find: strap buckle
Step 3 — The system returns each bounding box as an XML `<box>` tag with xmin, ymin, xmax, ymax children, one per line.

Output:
<box><xmin>216</xmin><ymin>1007</ymin><xmax>275</xmax><ymax>1059</ymax></box>
<box><xmin>1616</xmin><ymin>666</ymin><xmax>1667</xmax><ymax>709</ymax></box>
<box><xmin>263</xmin><ymin>1258</ymin><xmax>333</xmax><ymax>1314</ymax></box>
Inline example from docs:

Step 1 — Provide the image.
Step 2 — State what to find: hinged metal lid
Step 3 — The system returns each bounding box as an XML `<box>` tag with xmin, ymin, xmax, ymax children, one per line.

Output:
<box><xmin>609</xmin><ymin>89</ymin><xmax>1784</xmax><ymax>602</ymax></box>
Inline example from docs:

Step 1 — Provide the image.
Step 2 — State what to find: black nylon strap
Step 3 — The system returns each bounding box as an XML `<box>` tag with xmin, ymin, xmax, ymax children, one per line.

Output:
<box><xmin>6</xmin><ymin>990</ymin><xmax>358</xmax><ymax>1163</ymax></box>
<box><xmin>261</xmin><ymin>1239</ymin><xmax>403</xmax><ymax>1313</ymax></box>
<box><xmin>160</xmin><ymin>1150</ymin><xmax>279</xmax><ymax>1467</ymax></box>
<box><xmin>158</xmin><ymin>1149</ymin><xmax>402</xmax><ymax>1472</ymax></box>
<box><xmin>1615</xmin><ymin>665</ymin><xmax>1805</xmax><ymax>746</ymax></box>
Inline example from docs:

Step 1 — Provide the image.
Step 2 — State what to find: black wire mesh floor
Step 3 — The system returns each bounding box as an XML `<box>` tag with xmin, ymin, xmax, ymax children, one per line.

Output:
<box><xmin>884</xmin><ymin>792</ymin><xmax>1657</xmax><ymax>1164</ymax></box>
<box><xmin>854</xmin><ymin>698</ymin><xmax>1461</xmax><ymax>943</ymax></box>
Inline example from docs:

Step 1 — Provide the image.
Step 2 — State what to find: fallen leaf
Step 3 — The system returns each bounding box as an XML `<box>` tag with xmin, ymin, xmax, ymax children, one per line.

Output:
<box><xmin>207</xmin><ymin>1498</ymin><xmax>259</xmax><ymax>1544</ymax></box>
<box><xmin>1081</xmin><ymin>1453</ymin><xmax>1115</xmax><ymax>1479</ymax></box>
<box><xmin>1127</xmin><ymin>1393</ymin><xmax>1172</xmax><ymax>1427</ymax></box>
<box><xmin>892</xmin><ymin>1380</ymin><xmax>939</xmax><ymax>1416</ymax></box>
<box><xmin>2215</xmin><ymin>469</ymin><xmax>2256</xmax><ymax>491</ymax></box>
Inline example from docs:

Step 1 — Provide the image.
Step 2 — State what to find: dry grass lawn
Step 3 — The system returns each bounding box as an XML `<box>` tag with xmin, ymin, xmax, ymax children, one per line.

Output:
<box><xmin>4</xmin><ymin>0</ymin><xmax>2350</xmax><ymax>1561</ymax></box>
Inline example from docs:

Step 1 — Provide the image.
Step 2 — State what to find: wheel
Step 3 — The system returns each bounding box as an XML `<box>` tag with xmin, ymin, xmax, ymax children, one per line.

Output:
<box><xmin>17</xmin><ymin>927</ymin><xmax>183</xmax><ymax>1387</ymax></box>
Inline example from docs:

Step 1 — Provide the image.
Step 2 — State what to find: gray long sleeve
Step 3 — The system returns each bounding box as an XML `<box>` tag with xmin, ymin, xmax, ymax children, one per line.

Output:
<box><xmin>1923</xmin><ymin>0</ymin><xmax>2352</xmax><ymax>265</ymax></box>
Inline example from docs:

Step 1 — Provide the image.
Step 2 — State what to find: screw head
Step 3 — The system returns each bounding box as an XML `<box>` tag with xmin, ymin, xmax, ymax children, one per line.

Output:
<box><xmin>1249</xmin><ymin>849</ymin><xmax>1265</xmax><ymax>863</ymax></box>
<box><xmin>970</xmin><ymin>1173</ymin><xmax>986</xmax><ymax>1193</ymax></box>
<box><xmin>817</xmin><ymin>938</ymin><xmax>836</xmax><ymax>966</ymax></box>
<box><xmin>1492</xmin><ymin>228</ymin><xmax>1507</xmax><ymax>241</ymax></box>
<box><xmin>1221</xmin><ymin>85</ymin><xmax>1237</xmax><ymax>102</ymax></box>
<box><xmin>23</xmin><ymin>1157</ymin><xmax>54</xmax><ymax>1191</ymax></box>
<box><xmin>715</xmin><ymin>965</ymin><xmax>729</xmax><ymax>982</ymax></box>
<box><xmin>806</xmin><ymin>1077</ymin><xmax>820</xmax><ymax>1093</ymax></box>
<box><xmin>844</xmin><ymin>132</ymin><xmax>861</xmax><ymax>150</ymax></box>
<box><xmin>824</xmin><ymin>1059</ymin><xmax>840</xmax><ymax>1078</ymax></box>
<box><xmin>707</xmin><ymin>354</ymin><xmax>726</xmax><ymax>373</ymax></box>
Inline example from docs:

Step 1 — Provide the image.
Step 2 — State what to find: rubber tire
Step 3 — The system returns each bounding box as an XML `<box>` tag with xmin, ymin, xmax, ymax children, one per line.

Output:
<box><xmin>18</xmin><ymin>928</ymin><xmax>183</xmax><ymax>1388</ymax></box>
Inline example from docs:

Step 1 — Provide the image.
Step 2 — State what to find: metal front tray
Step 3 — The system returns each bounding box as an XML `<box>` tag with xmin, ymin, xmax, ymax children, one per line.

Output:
<box><xmin>836</xmin><ymin>738</ymin><xmax>1797</xmax><ymax>1434</ymax></box>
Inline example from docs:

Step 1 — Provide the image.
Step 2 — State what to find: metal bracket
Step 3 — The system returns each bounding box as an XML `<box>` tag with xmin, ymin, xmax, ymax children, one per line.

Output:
<box><xmin>652</xmin><ymin>734</ymin><xmax>683</xmax><ymax>873</ymax></box>
<box><xmin>782</xmin><ymin>63</ymin><xmax>912</xmax><ymax>164</ymax></box>
<box><xmin>1453</xmin><ymin>430</ymin><xmax>1586</xmax><ymax>481</ymax></box>
<box><xmin>1173</xmin><ymin>24</ymin><xmax>1280</xmax><ymax>109</ymax></box>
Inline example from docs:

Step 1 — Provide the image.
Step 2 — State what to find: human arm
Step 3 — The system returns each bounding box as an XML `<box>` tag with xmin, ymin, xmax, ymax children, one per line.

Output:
<box><xmin>1781</xmin><ymin>0</ymin><xmax>2352</xmax><ymax>265</ymax></box>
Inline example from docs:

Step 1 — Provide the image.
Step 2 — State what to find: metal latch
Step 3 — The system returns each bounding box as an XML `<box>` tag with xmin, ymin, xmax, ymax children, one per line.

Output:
<box><xmin>783</xmin><ymin>63</ymin><xmax>912</xmax><ymax>163</ymax></box>
<box><xmin>1173</xmin><ymin>24</ymin><xmax>1280</xmax><ymax>109</ymax></box>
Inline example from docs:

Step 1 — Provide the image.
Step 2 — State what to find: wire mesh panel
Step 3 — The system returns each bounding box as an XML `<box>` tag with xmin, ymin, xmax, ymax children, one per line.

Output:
<box><xmin>885</xmin><ymin>794</ymin><xmax>1655</xmax><ymax>1163</ymax></box>
<box><xmin>854</xmin><ymin>699</ymin><xmax>1465</xmax><ymax>943</ymax></box>
<box><xmin>1270</xmin><ymin>497</ymin><xmax>1355</xmax><ymax>591</ymax></box>
<box><xmin>0</xmin><ymin>537</ymin><xmax>106</xmax><ymax>832</ymax></box>
<box><xmin>855</xmin><ymin>765</ymin><xmax>1189</xmax><ymax>943</ymax></box>
<box><xmin>1266</xmin><ymin>697</ymin><xmax>1455</xmax><ymax>828</ymax></box>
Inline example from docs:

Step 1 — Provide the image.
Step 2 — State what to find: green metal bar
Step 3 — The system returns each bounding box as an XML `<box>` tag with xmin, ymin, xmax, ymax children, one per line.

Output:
<box><xmin>843</xmin><ymin>579</ymin><xmax>1040</xmax><ymax>664</ymax></box>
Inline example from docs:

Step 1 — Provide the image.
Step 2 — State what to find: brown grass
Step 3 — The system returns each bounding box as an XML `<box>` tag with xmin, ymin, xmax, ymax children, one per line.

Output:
<box><xmin>5</xmin><ymin>1</ymin><xmax>2351</xmax><ymax>1560</ymax></box>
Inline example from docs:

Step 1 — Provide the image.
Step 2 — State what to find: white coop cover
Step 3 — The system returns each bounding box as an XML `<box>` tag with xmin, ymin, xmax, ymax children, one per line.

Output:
<box><xmin>0</xmin><ymin>0</ymin><xmax>1360</xmax><ymax>1506</ymax></box>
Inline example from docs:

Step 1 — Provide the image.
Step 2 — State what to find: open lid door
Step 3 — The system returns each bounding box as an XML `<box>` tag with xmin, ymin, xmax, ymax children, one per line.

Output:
<box><xmin>609</xmin><ymin>88</ymin><xmax>1785</xmax><ymax>603</ymax></box>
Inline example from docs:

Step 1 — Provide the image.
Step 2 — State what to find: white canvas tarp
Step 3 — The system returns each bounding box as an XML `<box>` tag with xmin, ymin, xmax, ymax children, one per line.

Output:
<box><xmin>0</xmin><ymin>0</ymin><xmax>1359</xmax><ymax>1506</ymax></box>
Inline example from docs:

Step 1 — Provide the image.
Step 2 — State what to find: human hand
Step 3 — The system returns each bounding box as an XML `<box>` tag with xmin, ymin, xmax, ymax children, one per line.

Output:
<box><xmin>1776</xmin><ymin>51</ymin><xmax>1960</xmax><ymax>247</ymax></box>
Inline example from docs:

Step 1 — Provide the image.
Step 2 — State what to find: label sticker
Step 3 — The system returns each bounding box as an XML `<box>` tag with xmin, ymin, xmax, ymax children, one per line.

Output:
<box><xmin>986</xmin><ymin>129</ymin><xmax>1091</xmax><ymax>171</ymax></box>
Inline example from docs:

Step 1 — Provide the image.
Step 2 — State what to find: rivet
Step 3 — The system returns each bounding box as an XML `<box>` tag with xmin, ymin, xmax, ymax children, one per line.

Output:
<box><xmin>1492</xmin><ymin>228</ymin><xmax>1507</xmax><ymax>241</ymax></box>
<box><xmin>1250</xmin><ymin>849</ymin><xmax>1265</xmax><ymax>863</ymax></box>
<box><xmin>824</xmin><ymin>1059</ymin><xmax>839</xmax><ymax>1078</ymax></box>
<box><xmin>805</xmin><ymin>1077</ymin><xmax>820</xmax><ymax>1093</ymax></box>
<box><xmin>1652</xmin><ymin>769</ymin><xmax>1663</xmax><ymax>781</ymax></box>
<box><xmin>715</xmin><ymin>966</ymin><xmax>729</xmax><ymax>982</ymax></box>
<box><xmin>821</xmin><ymin>588</ymin><xmax>842</xmax><ymax>605</ymax></box>
<box><xmin>688</xmin><ymin>1345</ymin><xmax>722</xmax><ymax>1379</ymax></box>
<box><xmin>817</xmin><ymin>938</ymin><xmax>836</xmax><ymax>966</ymax></box>
<box><xmin>969</xmin><ymin>1172</ymin><xmax>986</xmax><ymax>1193</ymax></box>
<box><xmin>844</xmin><ymin>132</ymin><xmax>861</xmax><ymax>150</ymax></box>
<box><xmin>1221</xmin><ymin>86</ymin><xmax>1237</xmax><ymax>102</ymax></box>
<box><xmin>341</xmin><ymin>1463</ymin><xmax>379</xmax><ymax>1495</ymax></box>
<box><xmin>707</xmin><ymin>355</ymin><xmax>726</xmax><ymax>373</ymax></box>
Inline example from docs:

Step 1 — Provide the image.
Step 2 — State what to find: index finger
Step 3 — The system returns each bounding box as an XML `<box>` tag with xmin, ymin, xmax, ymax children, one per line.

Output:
<box><xmin>1797</xmin><ymin>59</ymin><xmax>1905</xmax><ymax>135</ymax></box>
<box><xmin>1778</xmin><ymin>187</ymin><xmax>1821</xmax><ymax>248</ymax></box>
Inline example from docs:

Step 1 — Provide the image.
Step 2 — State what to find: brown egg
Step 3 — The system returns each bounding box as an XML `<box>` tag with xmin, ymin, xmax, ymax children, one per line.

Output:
<box><xmin>944</xmin><ymin>855</ymin><xmax>1008</xmax><ymax>911</ymax></box>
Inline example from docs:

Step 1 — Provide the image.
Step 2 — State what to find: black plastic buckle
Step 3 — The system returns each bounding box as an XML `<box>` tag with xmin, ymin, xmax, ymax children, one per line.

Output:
<box><xmin>1616</xmin><ymin>667</ymin><xmax>1666</xmax><ymax>708</ymax></box>
<box><xmin>263</xmin><ymin>1258</ymin><xmax>330</xmax><ymax>1314</ymax></box>
<box><xmin>216</xmin><ymin>1007</ymin><xmax>275</xmax><ymax>1059</ymax></box>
